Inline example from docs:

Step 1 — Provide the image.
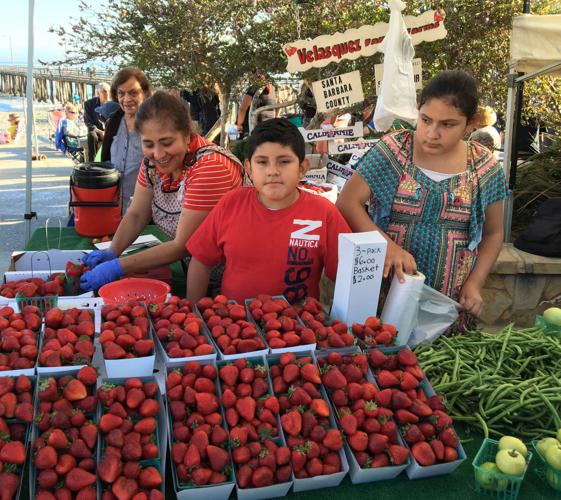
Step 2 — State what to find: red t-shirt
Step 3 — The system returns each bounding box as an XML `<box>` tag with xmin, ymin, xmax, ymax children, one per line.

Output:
<box><xmin>187</xmin><ymin>187</ymin><xmax>352</xmax><ymax>303</ymax></box>
<box><xmin>136</xmin><ymin>134</ymin><xmax>242</xmax><ymax>211</ymax></box>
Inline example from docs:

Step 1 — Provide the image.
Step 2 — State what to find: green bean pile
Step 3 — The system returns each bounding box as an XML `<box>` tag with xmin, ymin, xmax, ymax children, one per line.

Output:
<box><xmin>415</xmin><ymin>325</ymin><xmax>561</xmax><ymax>441</ymax></box>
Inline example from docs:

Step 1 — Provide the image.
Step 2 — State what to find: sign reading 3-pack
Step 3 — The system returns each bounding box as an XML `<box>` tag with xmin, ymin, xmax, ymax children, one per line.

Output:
<box><xmin>312</xmin><ymin>71</ymin><xmax>364</xmax><ymax>113</ymax></box>
<box><xmin>284</xmin><ymin>9</ymin><xmax>447</xmax><ymax>73</ymax></box>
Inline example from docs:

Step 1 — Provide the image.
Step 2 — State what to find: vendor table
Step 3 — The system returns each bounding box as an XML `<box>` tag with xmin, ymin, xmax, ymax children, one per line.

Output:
<box><xmin>25</xmin><ymin>225</ymin><xmax>186</xmax><ymax>296</ymax></box>
<box><xmin>23</xmin><ymin>228</ymin><xmax>558</xmax><ymax>500</ymax></box>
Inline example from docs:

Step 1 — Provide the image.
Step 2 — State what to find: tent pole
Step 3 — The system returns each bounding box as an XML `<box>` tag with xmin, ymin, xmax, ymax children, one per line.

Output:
<box><xmin>24</xmin><ymin>0</ymin><xmax>37</xmax><ymax>244</ymax></box>
<box><xmin>502</xmin><ymin>73</ymin><xmax>518</xmax><ymax>242</ymax></box>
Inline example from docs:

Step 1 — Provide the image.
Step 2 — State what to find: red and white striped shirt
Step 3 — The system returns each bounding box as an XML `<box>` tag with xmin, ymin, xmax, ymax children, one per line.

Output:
<box><xmin>137</xmin><ymin>134</ymin><xmax>242</xmax><ymax>211</ymax></box>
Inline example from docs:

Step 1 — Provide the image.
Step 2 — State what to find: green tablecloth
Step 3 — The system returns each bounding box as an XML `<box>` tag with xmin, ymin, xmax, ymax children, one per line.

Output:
<box><xmin>25</xmin><ymin>226</ymin><xmax>186</xmax><ymax>296</ymax></box>
<box><xmin>23</xmin><ymin>228</ymin><xmax>558</xmax><ymax>500</ymax></box>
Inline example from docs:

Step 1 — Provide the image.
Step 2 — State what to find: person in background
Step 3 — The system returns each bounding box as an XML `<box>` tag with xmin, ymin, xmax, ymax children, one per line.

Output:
<box><xmin>7</xmin><ymin>113</ymin><xmax>20</xmax><ymax>142</ymax></box>
<box><xmin>188</xmin><ymin>86</ymin><xmax>221</xmax><ymax>136</ymax></box>
<box><xmin>186</xmin><ymin>118</ymin><xmax>351</xmax><ymax>304</ymax></box>
<box><xmin>472</xmin><ymin>105</ymin><xmax>501</xmax><ymax>154</ymax></box>
<box><xmin>236</xmin><ymin>74</ymin><xmax>278</xmax><ymax>137</ymax></box>
<box><xmin>336</xmin><ymin>70</ymin><xmax>507</xmax><ymax>317</ymax></box>
<box><xmin>470</xmin><ymin>129</ymin><xmax>496</xmax><ymax>153</ymax></box>
<box><xmin>84</xmin><ymin>82</ymin><xmax>110</xmax><ymax>161</ymax></box>
<box><xmin>80</xmin><ymin>91</ymin><xmax>243</xmax><ymax>292</ymax></box>
<box><xmin>101</xmin><ymin>67</ymin><xmax>152</xmax><ymax>213</ymax></box>
<box><xmin>60</xmin><ymin>103</ymin><xmax>87</xmax><ymax>149</ymax></box>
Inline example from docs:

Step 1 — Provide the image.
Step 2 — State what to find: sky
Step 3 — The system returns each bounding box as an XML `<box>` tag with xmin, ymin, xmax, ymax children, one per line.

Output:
<box><xmin>1</xmin><ymin>0</ymin><xmax>98</xmax><ymax>65</ymax></box>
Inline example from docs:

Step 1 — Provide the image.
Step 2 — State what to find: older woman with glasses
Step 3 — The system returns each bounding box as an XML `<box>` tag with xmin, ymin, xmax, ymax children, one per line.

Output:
<box><xmin>101</xmin><ymin>66</ymin><xmax>153</xmax><ymax>213</ymax></box>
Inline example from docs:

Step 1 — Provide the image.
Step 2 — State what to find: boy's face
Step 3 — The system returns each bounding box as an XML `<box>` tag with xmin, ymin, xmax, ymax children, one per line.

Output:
<box><xmin>245</xmin><ymin>142</ymin><xmax>309</xmax><ymax>210</ymax></box>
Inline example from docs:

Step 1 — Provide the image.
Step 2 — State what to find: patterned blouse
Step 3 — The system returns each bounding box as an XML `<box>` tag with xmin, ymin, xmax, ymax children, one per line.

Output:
<box><xmin>356</xmin><ymin>129</ymin><xmax>507</xmax><ymax>300</ymax></box>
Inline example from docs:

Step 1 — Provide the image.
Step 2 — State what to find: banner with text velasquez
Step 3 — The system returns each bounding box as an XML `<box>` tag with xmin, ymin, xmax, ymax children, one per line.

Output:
<box><xmin>283</xmin><ymin>9</ymin><xmax>446</xmax><ymax>73</ymax></box>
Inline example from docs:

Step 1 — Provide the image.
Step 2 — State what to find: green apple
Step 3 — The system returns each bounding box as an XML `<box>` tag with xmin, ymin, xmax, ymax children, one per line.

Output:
<box><xmin>498</xmin><ymin>435</ymin><xmax>528</xmax><ymax>458</ymax></box>
<box><xmin>546</xmin><ymin>468</ymin><xmax>561</xmax><ymax>492</ymax></box>
<box><xmin>537</xmin><ymin>437</ymin><xmax>559</xmax><ymax>457</ymax></box>
<box><xmin>496</xmin><ymin>449</ymin><xmax>526</xmax><ymax>476</ymax></box>
<box><xmin>543</xmin><ymin>307</ymin><xmax>561</xmax><ymax>327</ymax></box>
<box><xmin>545</xmin><ymin>443</ymin><xmax>561</xmax><ymax>472</ymax></box>
<box><xmin>476</xmin><ymin>462</ymin><xmax>506</xmax><ymax>491</ymax></box>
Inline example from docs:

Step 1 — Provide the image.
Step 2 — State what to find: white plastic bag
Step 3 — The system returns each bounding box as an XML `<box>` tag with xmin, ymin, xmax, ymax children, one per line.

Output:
<box><xmin>373</xmin><ymin>0</ymin><xmax>418</xmax><ymax>132</ymax></box>
<box><xmin>408</xmin><ymin>285</ymin><xmax>461</xmax><ymax>347</ymax></box>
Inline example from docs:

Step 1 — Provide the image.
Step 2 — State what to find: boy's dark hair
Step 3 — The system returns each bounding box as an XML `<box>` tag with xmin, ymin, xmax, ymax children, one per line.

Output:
<box><xmin>247</xmin><ymin>118</ymin><xmax>305</xmax><ymax>162</ymax></box>
<box><xmin>419</xmin><ymin>70</ymin><xmax>479</xmax><ymax>121</ymax></box>
<box><xmin>135</xmin><ymin>90</ymin><xmax>194</xmax><ymax>136</ymax></box>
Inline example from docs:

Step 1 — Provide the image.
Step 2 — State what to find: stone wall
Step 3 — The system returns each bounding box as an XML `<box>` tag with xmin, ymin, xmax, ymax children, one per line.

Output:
<box><xmin>480</xmin><ymin>244</ymin><xmax>561</xmax><ymax>326</ymax></box>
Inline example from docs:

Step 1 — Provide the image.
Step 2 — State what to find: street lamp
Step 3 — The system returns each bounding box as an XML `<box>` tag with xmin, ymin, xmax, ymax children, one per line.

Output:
<box><xmin>1</xmin><ymin>35</ymin><xmax>13</xmax><ymax>64</ymax></box>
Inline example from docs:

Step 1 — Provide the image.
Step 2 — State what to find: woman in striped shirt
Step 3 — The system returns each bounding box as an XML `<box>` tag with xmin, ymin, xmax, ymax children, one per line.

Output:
<box><xmin>80</xmin><ymin>91</ymin><xmax>243</xmax><ymax>292</ymax></box>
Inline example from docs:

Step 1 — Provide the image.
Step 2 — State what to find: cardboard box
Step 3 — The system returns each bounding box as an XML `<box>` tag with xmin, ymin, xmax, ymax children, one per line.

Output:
<box><xmin>331</xmin><ymin>231</ymin><xmax>387</xmax><ymax>325</ymax></box>
<box><xmin>9</xmin><ymin>249</ymin><xmax>88</xmax><ymax>272</ymax></box>
<box><xmin>166</xmin><ymin>361</ymin><xmax>237</xmax><ymax>500</ymax></box>
<box><xmin>245</xmin><ymin>296</ymin><xmax>316</xmax><ymax>355</ymax></box>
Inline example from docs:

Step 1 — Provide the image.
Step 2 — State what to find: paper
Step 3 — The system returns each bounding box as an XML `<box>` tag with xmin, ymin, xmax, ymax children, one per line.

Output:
<box><xmin>381</xmin><ymin>271</ymin><xmax>426</xmax><ymax>345</ymax></box>
<box><xmin>331</xmin><ymin>231</ymin><xmax>387</xmax><ymax>325</ymax></box>
<box><xmin>94</xmin><ymin>234</ymin><xmax>161</xmax><ymax>254</ymax></box>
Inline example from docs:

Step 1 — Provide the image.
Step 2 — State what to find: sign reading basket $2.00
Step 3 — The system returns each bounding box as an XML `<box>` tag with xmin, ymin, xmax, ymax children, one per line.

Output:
<box><xmin>312</xmin><ymin>71</ymin><xmax>364</xmax><ymax>113</ymax></box>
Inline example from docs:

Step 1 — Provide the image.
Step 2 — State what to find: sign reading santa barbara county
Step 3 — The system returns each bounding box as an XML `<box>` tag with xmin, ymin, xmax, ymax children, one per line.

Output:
<box><xmin>284</xmin><ymin>9</ymin><xmax>446</xmax><ymax>73</ymax></box>
<box><xmin>312</xmin><ymin>71</ymin><xmax>364</xmax><ymax>113</ymax></box>
<box><xmin>299</xmin><ymin>123</ymin><xmax>364</xmax><ymax>143</ymax></box>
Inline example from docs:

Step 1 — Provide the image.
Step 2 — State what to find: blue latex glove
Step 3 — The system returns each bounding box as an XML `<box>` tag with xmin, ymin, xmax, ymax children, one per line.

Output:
<box><xmin>82</xmin><ymin>249</ymin><xmax>117</xmax><ymax>269</ymax></box>
<box><xmin>80</xmin><ymin>259</ymin><xmax>124</xmax><ymax>291</ymax></box>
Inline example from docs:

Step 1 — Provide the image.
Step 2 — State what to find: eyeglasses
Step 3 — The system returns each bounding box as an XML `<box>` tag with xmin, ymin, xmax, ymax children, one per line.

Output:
<box><xmin>117</xmin><ymin>88</ymin><xmax>143</xmax><ymax>99</ymax></box>
<box><xmin>66</xmin><ymin>110</ymin><xmax>76</xmax><ymax>114</ymax></box>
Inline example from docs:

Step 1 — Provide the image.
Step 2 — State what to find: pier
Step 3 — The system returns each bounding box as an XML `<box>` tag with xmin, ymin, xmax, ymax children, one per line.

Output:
<box><xmin>0</xmin><ymin>65</ymin><xmax>113</xmax><ymax>104</ymax></box>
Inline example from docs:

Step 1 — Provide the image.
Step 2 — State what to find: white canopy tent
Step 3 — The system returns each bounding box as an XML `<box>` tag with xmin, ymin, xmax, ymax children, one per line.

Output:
<box><xmin>502</xmin><ymin>13</ymin><xmax>561</xmax><ymax>240</ymax></box>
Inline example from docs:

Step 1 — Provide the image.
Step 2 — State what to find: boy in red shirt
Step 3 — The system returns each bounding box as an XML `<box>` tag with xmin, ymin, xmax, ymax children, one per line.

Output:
<box><xmin>186</xmin><ymin>118</ymin><xmax>351</xmax><ymax>303</ymax></box>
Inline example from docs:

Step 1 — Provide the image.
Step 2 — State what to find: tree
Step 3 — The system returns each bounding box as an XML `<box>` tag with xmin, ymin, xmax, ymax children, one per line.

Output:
<box><xmin>53</xmin><ymin>0</ymin><xmax>561</xmax><ymax>134</ymax></box>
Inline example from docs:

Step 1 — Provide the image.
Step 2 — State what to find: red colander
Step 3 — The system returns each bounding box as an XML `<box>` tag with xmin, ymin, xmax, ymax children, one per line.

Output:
<box><xmin>98</xmin><ymin>278</ymin><xmax>170</xmax><ymax>304</ymax></box>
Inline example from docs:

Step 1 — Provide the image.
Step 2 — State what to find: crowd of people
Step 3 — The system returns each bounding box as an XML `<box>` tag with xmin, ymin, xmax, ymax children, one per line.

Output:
<box><xmin>75</xmin><ymin>66</ymin><xmax>508</xmax><ymax>322</ymax></box>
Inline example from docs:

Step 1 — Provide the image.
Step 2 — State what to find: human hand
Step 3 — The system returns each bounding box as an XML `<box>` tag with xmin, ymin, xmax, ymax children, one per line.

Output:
<box><xmin>384</xmin><ymin>240</ymin><xmax>417</xmax><ymax>283</ymax></box>
<box><xmin>82</xmin><ymin>249</ymin><xmax>117</xmax><ymax>269</ymax></box>
<box><xmin>459</xmin><ymin>279</ymin><xmax>484</xmax><ymax>316</ymax></box>
<box><xmin>80</xmin><ymin>259</ymin><xmax>124</xmax><ymax>291</ymax></box>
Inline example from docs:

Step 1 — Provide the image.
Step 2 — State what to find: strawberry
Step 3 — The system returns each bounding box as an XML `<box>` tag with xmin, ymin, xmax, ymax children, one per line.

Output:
<box><xmin>192</xmin><ymin>467</ymin><xmax>213</xmax><ymax>485</ymax></box>
<box><xmin>98</xmin><ymin>454</ymin><xmax>122</xmax><ymax>484</ymax></box>
<box><xmin>252</xmin><ymin>466</ymin><xmax>274</xmax><ymax>488</ymax></box>
<box><xmin>280</xmin><ymin>410</ymin><xmax>302</xmax><ymax>437</ymax></box>
<box><xmin>431</xmin><ymin>410</ymin><xmax>453</xmax><ymax>431</ymax></box>
<box><xmin>236</xmin><ymin>464</ymin><xmax>253</xmax><ymax>488</ymax></box>
<box><xmin>112</xmin><ymin>476</ymin><xmax>139</xmax><ymax>498</ymax></box>
<box><xmin>14</xmin><ymin>402</ymin><xmax>33</xmax><ymax>423</ymax></box>
<box><xmin>99</xmin><ymin>414</ymin><xmax>124</xmax><ymax>433</ymax></box>
<box><xmin>395</xmin><ymin>409</ymin><xmax>419</xmax><ymax>425</ymax></box>
<box><xmin>47</xmin><ymin>428</ymin><xmax>69</xmax><ymax>449</ymax></box>
<box><xmin>397</xmin><ymin>348</ymin><xmax>417</xmax><ymax>366</ymax></box>
<box><xmin>65</xmin><ymin>467</ymin><xmax>96</xmax><ymax>491</ymax></box>
<box><xmin>412</xmin><ymin>441</ymin><xmax>436</xmax><ymax>466</ymax></box>
<box><xmin>0</xmin><ymin>471</ymin><xmax>20</xmax><ymax>500</ymax></box>
<box><xmin>310</xmin><ymin>399</ymin><xmax>330</xmax><ymax>417</ymax></box>
<box><xmin>427</xmin><ymin>395</ymin><xmax>447</xmax><ymax>411</ymax></box>
<box><xmin>235</xmin><ymin>397</ymin><xmax>256</xmax><ymax>421</ymax></box>
<box><xmin>376</xmin><ymin>370</ymin><xmax>399</xmax><ymax>388</ymax></box>
<box><xmin>444</xmin><ymin>446</ymin><xmax>458</xmax><ymax>462</ymax></box>
<box><xmin>80</xmin><ymin>423</ymin><xmax>98</xmax><ymax>449</ymax></box>
<box><xmin>402</xmin><ymin>424</ymin><xmax>424</xmax><ymax>445</ymax></box>
<box><xmin>35</xmin><ymin>445</ymin><xmax>58</xmax><ymax>469</ymax></box>
<box><xmin>300</xmin><ymin>364</ymin><xmax>321</xmax><ymax>384</ymax></box>
<box><xmin>139</xmin><ymin>399</ymin><xmax>159</xmax><ymax>418</ymax></box>
<box><xmin>322</xmin><ymin>367</ymin><xmax>346</xmax><ymax>390</ymax></box>
<box><xmin>391</xmin><ymin>391</ymin><xmax>412</xmax><ymax>410</ymax></box>
<box><xmin>134</xmin><ymin>417</ymin><xmax>156</xmax><ymax>434</ymax></box>
<box><xmin>0</xmin><ymin>440</ymin><xmax>25</xmax><ymax>464</ymax></box>
<box><xmin>348</xmin><ymin>431</ymin><xmax>368</xmax><ymax>451</ymax></box>
<box><xmin>63</xmin><ymin>379</ymin><xmax>87</xmax><ymax>401</ymax></box>
<box><xmin>126</xmin><ymin>388</ymin><xmax>145</xmax><ymax>409</ymax></box>
<box><xmin>323</xmin><ymin>429</ymin><xmax>343</xmax><ymax>450</ymax></box>
<box><xmin>207</xmin><ymin>445</ymin><xmax>229</xmax><ymax>472</ymax></box>
<box><xmin>195</xmin><ymin>392</ymin><xmax>219</xmax><ymax>416</ymax></box>
<box><xmin>438</xmin><ymin>427</ymin><xmax>459</xmax><ymax>448</ymax></box>
<box><xmin>430</xmin><ymin>438</ymin><xmax>445</xmax><ymax>461</ymax></box>
<box><xmin>388</xmin><ymin>444</ymin><xmax>409</xmax><ymax>465</ymax></box>
<box><xmin>399</xmin><ymin>372</ymin><xmax>419</xmax><ymax>391</ymax></box>
<box><xmin>339</xmin><ymin>413</ymin><xmax>358</xmax><ymax>435</ymax></box>
<box><xmin>138</xmin><ymin>466</ymin><xmax>162</xmax><ymax>489</ymax></box>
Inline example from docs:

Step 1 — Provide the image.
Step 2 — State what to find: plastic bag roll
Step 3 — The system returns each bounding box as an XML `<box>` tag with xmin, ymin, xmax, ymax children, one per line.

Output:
<box><xmin>381</xmin><ymin>271</ymin><xmax>426</xmax><ymax>345</ymax></box>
